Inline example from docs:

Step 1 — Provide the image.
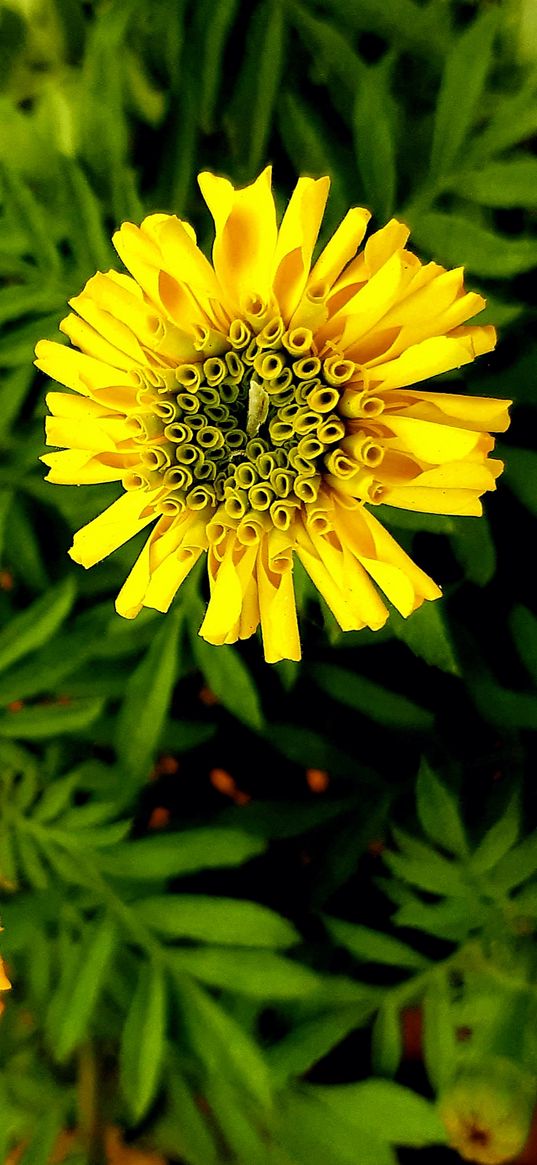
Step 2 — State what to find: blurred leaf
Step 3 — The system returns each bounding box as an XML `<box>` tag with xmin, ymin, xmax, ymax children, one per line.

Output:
<box><xmin>384</xmin><ymin>829</ymin><xmax>467</xmax><ymax>896</ymax></box>
<box><xmin>0</xmin><ymin>577</ymin><xmax>75</xmax><ymax>674</ymax></box>
<box><xmin>450</xmin><ymin>516</ymin><xmax>496</xmax><ymax>586</ymax></box>
<box><xmin>410</xmin><ymin>213</ymin><xmax>537</xmax><ymax>277</ymax></box>
<box><xmin>371</xmin><ymin>1003</ymin><xmax>403</xmax><ymax>1078</ymax></box>
<box><xmin>504</xmin><ymin>447</ymin><xmax>537</xmax><ymax>514</ymax></box>
<box><xmin>310</xmin><ymin>1079</ymin><xmax>447</xmax><ymax>1146</ymax></box>
<box><xmin>325</xmin><ymin>916</ymin><xmax>428</xmax><ymax>970</ymax></box>
<box><xmin>289</xmin><ymin>3</ymin><xmax>361</xmax><ymax>96</ymax></box>
<box><xmin>192</xmin><ymin>637</ymin><xmax>264</xmax><ymax>731</ymax></box>
<box><xmin>179</xmin><ymin>976</ymin><xmax>272</xmax><ymax>1110</ymax></box>
<box><xmin>278</xmin><ymin>91</ymin><xmax>348</xmax><ymax>224</ymax></box>
<box><xmin>416</xmin><ymin>760</ymin><xmax>467</xmax><ymax>857</ymax></box>
<box><xmin>470</xmin><ymin>794</ymin><xmax>520</xmax><ymax>875</ymax></box>
<box><xmin>115</xmin><ymin>608</ymin><xmax>182</xmax><ymax>784</ymax></box>
<box><xmin>391</xmin><ymin>603</ymin><xmax>460</xmax><ymax>674</ymax></box>
<box><xmin>0</xmin><ymin>163</ymin><xmax>60</xmax><ymax>273</ymax></box>
<box><xmin>422</xmin><ymin>972</ymin><xmax>457</xmax><ymax>1091</ymax></box>
<box><xmin>120</xmin><ymin>959</ymin><xmax>166</xmax><ymax>1122</ymax></box>
<box><xmin>353</xmin><ymin>59</ymin><xmax>396</xmax><ymax>222</ymax></box>
<box><xmin>228</xmin><ymin>0</ymin><xmax>285</xmax><ymax>175</ymax></box>
<box><xmin>17</xmin><ymin>1106</ymin><xmax>64</xmax><ymax>1165</ymax></box>
<box><xmin>453</xmin><ymin>156</ymin><xmax>537</xmax><ymax>207</ymax></box>
<box><xmin>510</xmin><ymin>605</ymin><xmax>537</xmax><ymax>685</ymax></box>
<box><xmin>60</xmin><ymin>157</ymin><xmax>113</xmax><ymax>272</ymax></box>
<box><xmin>268</xmin><ymin>722</ymin><xmax>364</xmax><ymax>777</ymax></box>
<box><xmin>138</xmin><ymin>895</ymin><xmax>299</xmax><ymax>947</ymax></box>
<box><xmin>196</xmin><ymin>0</ymin><xmax>240</xmax><ymax>132</ymax></box>
<box><xmin>467</xmin><ymin>76</ymin><xmax>537</xmax><ymax>163</ymax></box>
<box><xmin>169</xmin><ymin>946</ymin><xmax>321</xmax><ymax>999</ymax></box>
<box><xmin>318</xmin><ymin>0</ymin><xmax>451</xmax><ymax>61</ymax></box>
<box><xmin>268</xmin><ymin>1005</ymin><xmax>373</xmax><ymax>1087</ymax></box>
<box><xmin>98</xmin><ymin>828</ymin><xmax>265</xmax><ymax>880</ymax></box>
<box><xmin>156</xmin><ymin>1066</ymin><xmax>220</xmax><ymax>1165</ymax></box>
<box><xmin>0</xmin><ymin>697</ymin><xmax>104</xmax><ymax>738</ymax></box>
<box><xmin>55</xmin><ymin>914</ymin><xmax>117</xmax><ymax>1060</ymax></box>
<box><xmin>277</xmin><ymin>1086</ymin><xmax>396</xmax><ymax>1165</ymax></box>
<box><xmin>430</xmin><ymin>8</ymin><xmax>498</xmax><ymax>179</ymax></box>
<box><xmin>489</xmin><ymin>832</ymin><xmax>537</xmax><ymax>892</ymax></box>
<box><xmin>312</xmin><ymin>663</ymin><xmax>434</xmax><ymax>730</ymax></box>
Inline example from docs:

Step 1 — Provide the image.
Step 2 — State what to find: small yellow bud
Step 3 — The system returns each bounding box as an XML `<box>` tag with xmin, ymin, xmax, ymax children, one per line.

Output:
<box><xmin>438</xmin><ymin>1059</ymin><xmax>536</xmax><ymax>1164</ymax></box>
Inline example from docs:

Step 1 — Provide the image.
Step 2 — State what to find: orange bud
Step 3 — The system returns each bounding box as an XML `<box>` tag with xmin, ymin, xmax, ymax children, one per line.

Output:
<box><xmin>306</xmin><ymin>768</ymin><xmax>329</xmax><ymax>793</ymax></box>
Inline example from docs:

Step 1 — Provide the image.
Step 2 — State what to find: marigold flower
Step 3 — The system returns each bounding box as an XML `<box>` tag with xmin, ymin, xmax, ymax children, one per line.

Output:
<box><xmin>438</xmin><ymin>1060</ymin><xmax>535</xmax><ymax>1164</ymax></box>
<box><xmin>37</xmin><ymin>169</ymin><xmax>510</xmax><ymax>662</ymax></box>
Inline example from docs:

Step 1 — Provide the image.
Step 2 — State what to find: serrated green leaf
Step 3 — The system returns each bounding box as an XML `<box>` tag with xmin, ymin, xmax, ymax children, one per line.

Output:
<box><xmin>384</xmin><ymin>838</ymin><xmax>467</xmax><ymax>897</ymax></box>
<box><xmin>325</xmin><ymin>916</ymin><xmax>428</xmax><ymax>970</ymax></box>
<box><xmin>192</xmin><ymin>637</ymin><xmax>264</xmax><ymax>731</ymax></box>
<box><xmin>169</xmin><ymin>947</ymin><xmax>321</xmax><ymax>999</ymax></box>
<box><xmin>120</xmin><ymin>960</ymin><xmax>166</xmax><ymax>1122</ymax></box>
<box><xmin>55</xmin><ymin>914</ymin><xmax>117</xmax><ymax>1060</ymax></box>
<box><xmin>0</xmin><ymin>578</ymin><xmax>75</xmax><ymax>675</ymax></box>
<box><xmin>312</xmin><ymin>663</ymin><xmax>434</xmax><ymax>730</ymax></box>
<box><xmin>353</xmin><ymin>61</ymin><xmax>396</xmax><ymax>222</ymax></box>
<box><xmin>392</xmin><ymin>895</ymin><xmax>481</xmax><ymax>941</ymax></box>
<box><xmin>410</xmin><ymin>213</ymin><xmax>537</xmax><ymax>278</ymax></box>
<box><xmin>391</xmin><ymin>603</ymin><xmax>460</xmax><ymax>674</ymax></box>
<box><xmin>430</xmin><ymin>9</ymin><xmax>498</xmax><ymax>179</ymax></box>
<box><xmin>416</xmin><ymin>760</ymin><xmax>467</xmax><ymax>857</ymax></box>
<box><xmin>98</xmin><ymin>827</ymin><xmax>265</xmax><ymax>880</ymax></box>
<box><xmin>311</xmin><ymin>1079</ymin><xmax>447</xmax><ymax>1146</ymax></box>
<box><xmin>138</xmin><ymin>895</ymin><xmax>299</xmax><ymax>947</ymax></box>
<box><xmin>470</xmin><ymin>794</ymin><xmax>520</xmax><ymax>874</ymax></box>
<box><xmin>115</xmin><ymin>608</ymin><xmax>182</xmax><ymax>784</ymax></box>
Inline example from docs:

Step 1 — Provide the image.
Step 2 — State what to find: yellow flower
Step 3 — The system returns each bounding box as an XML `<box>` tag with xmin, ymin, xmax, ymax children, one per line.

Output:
<box><xmin>438</xmin><ymin>1060</ymin><xmax>535</xmax><ymax>1164</ymax></box>
<box><xmin>36</xmin><ymin>169</ymin><xmax>510</xmax><ymax>663</ymax></box>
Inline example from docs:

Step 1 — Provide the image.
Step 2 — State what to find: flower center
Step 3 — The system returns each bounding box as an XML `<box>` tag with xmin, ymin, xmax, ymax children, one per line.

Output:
<box><xmin>122</xmin><ymin>314</ymin><xmax>386</xmax><ymax>528</ymax></box>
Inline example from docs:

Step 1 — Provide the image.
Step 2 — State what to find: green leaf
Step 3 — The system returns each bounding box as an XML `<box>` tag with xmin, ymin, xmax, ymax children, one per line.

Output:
<box><xmin>192</xmin><ymin>637</ymin><xmax>264</xmax><ymax>731</ymax></box>
<box><xmin>268</xmin><ymin>1005</ymin><xmax>372</xmax><ymax>1087</ymax></box>
<box><xmin>178</xmin><ymin>976</ymin><xmax>272</xmax><ymax>1110</ymax></box>
<box><xmin>169</xmin><ymin>947</ymin><xmax>322</xmax><ymax>998</ymax></box>
<box><xmin>238</xmin><ymin>0</ymin><xmax>285</xmax><ymax>174</ymax></box>
<box><xmin>98</xmin><ymin>827</ymin><xmax>265</xmax><ymax>880</ymax></box>
<box><xmin>155</xmin><ymin>1066</ymin><xmax>219</xmax><ymax>1165</ymax></box>
<box><xmin>416</xmin><ymin>760</ymin><xmax>467</xmax><ymax>858</ymax></box>
<box><xmin>422</xmin><ymin>974</ymin><xmax>457</xmax><ymax>1092</ymax></box>
<box><xmin>489</xmin><ymin>832</ymin><xmax>537</xmax><ymax>892</ymax></box>
<box><xmin>115</xmin><ymin>608</ymin><xmax>182</xmax><ymax>784</ymax></box>
<box><xmin>17</xmin><ymin>1106</ymin><xmax>64</xmax><ymax>1165</ymax></box>
<box><xmin>430</xmin><ymin>9</ymin><xmax>498</xmax><ymax>179</ymax></box>
<box><xmin>196</xmin><ymin>0</ymin><xmax>240</xmax><ymax>132</ymax></box>
<box><xmin>353</xmin><ymin>60</ymin><xmax>396</xmax><ymax>222</ymax></box>
<box><xmin>384</xmin><ymin>830</ymin><xmax>468</xmax><ymax>897</ymax></box>
<box><xmin>504</xmin><ymin>447</ymin><xmax>537</xmax><ymax>514</ymax></box>
<box><xmin>137</xmin><ymin>895</ymin><xmax>299</xmax><ymax>947</ymax></box>
<box><xmin>453</xmin><ymin>157</ymin><xmax>537</xmax><ymax>207</ymax></box>
<box><xmin>55</xmin><ymin>914</ymin><xmax>117</xmax><ymax>1060</ymax></box>
<box><xmin>277</xmin><ymin>1086</ymin><xmax>396</xmax><ymax>1165</ymax></box>
<box><xmin>409</xmin><ymin>213</ymin><xmax>537</xmax><ymax>278</ymax></box>
<box><xmin>325</xmin><ymin>916</ymin><xmax>428</xmax><ymax>970</ymax></box>
<box><xmin>371</xmin><ymin>1003</ymin><xmax>403</xmax><ymax>1078</ymax></box>
<box><xmin>391</xmin><ymin>604</ymin><xmax>460</xmax><ymax>674</ymax></box>
<box><xmin>0</xmin><ymin>163</ymin><xmax>60</xmax><ymax>273</ymax></box>
<box><xmin>290</xmin><ymin>2</ymin><xmax>362</xmax><ymax>95</ymax></box>
<box><xmin>120</xmin><ymin>959</ymin><xmax>166</xmax><ymax>1122</ymax></box>
<box><xmin>511</xmin><ymin>605</ymin><xmax>537</xmax><ymax>685</ymax></box>
<box><xmin>311</xmin><ymin>1079</ymin><xmax>447</xmax><ymax>1146</ymax></box>
<box><xmin>268</xmin><ymin>722</ymin><xmax>363</xmax><ymax>777</ymax></box>
<box><xmin>0</xmin><ymin>698</ymin><xmax>104</xmax><ymax>739</ymax></box>
<box><xmin>311</xmin><ymin>663</ymin><xmax>434</xmax><ymax>730</ymax></box>
<box><xmin>467</xmin><ymin>78</ymin><xmax>537</xmax><ymax>163</ymax></box>
<box><xmin>470</xmin><ymin>794</ymin><xmax>520</xmax><ymax>874</ymax></box>
<box><xmin>450</xmin><ymin>516</ymin><xmax>496</xmax><ymax>587</ymax></box>
<box><xmin>392</xmin><ymin>894</ymin><xmax>480</xmax><ymax>942</ymax></box>
<box><xmin>0</xmin><ymin>578</ymin><xmax>75</xmax><ymax>674</ymax></box>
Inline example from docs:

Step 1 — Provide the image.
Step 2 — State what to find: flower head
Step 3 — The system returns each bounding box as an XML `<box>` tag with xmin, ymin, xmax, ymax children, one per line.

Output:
<box><xmin>438</xmin><ymin>1060</ymin><xmax>535</xmax><ymax>1164</ymax></box>
<box><xmin>37</xmin><ymin>169</ymin><xmax>510</xmax><ymax>662</ymax></box>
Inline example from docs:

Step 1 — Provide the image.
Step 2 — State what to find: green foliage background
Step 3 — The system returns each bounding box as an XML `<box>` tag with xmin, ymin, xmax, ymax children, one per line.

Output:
<box><xmin>0</xmin><ymin>0</ymin><xmax>536</xmax><ymax>1162</ymax></box>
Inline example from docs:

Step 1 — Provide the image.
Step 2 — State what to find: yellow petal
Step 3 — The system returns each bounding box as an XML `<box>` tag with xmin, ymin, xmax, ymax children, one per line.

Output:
<box><xmin>380</xmin><ymin>484</ymin><xmax>484</xmax><ymax>515</ymax></box>
<box><xmin>41</xmin><ymin>450</ymin><xmax>130</xmax><ymax>484</ymax></box>
<box><xmin>45</xmin><ymin>415</ymin><xmax>132</xmax><ymax>452</ymax></box>
<box><xmin>199</xmin><ymin>167</ymin><xmax>277</xmax><ymax>307</ymax></box>
<box><xmin>68</xmin><ymin>292</ymin><xmax>149</xmax><ymax>364</ymax></box>
<box><xmin>309</xmin><ymin>207</ymin><xmax>371</xmax><ymax>291</ymax></box>
<box><xmin>366</xmin><ymin>333</ymin><xmax>491</xmax><ymax>393</ymax></box>
<box><xmin>383</xmin><ymin>416</ymin><xmax>482</xmax><ymax>464</ymax></box>
<box><xmin>69</xmin><ymin>490</ymin><xmax>159</xmax><ymax>568</ymax></box>
<box><xmin>199</xmin><ymin>537</ymin><xmax>244</xmax><ymax>644</ymax></box>
<box><xmin>35</xmin><ymin>339</ymin><xmax>139</xmax><ymax>395</ymax></box>
<box><xmin>389</xmin><ymin>390</ymin><xmax>511</xmax><ymax>433</ymax></box>
<box><xmin>333</xmin><ymin>252</ymin><xmax>409</xmax><ymax>352</ymax></box>
<box><xmin>273</xmin><ymin>176</ymin><xmax>331</xmax><ymax>320</ymax></box>
<box><xmin>257</xmin><ymin>532</ymin><xmax>301</xmax><ymax>663</ymax></box>
<box><xmin>59</xmin><ymin>314</ymin><xmax>142</xmax><ymax>373</ymax></box>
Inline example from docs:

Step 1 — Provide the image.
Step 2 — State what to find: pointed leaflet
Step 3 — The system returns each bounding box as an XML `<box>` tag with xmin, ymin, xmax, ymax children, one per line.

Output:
<box><xmin>54</xmin><ymin>914</ymin><xmax>117</xmax><ymax>1060</ymax></box>
<box><xmin>268</xmin><ymin>1005</ymin><xmax>374</xmax><ymax>1087</ymax></box>
<box><xmin>168</xmin><ymin>946</ymin><xmax>321</xmax><ymax>999</ymax></box>
<box><xmin>353</xmin><ymin>60</ymin><xmax>396</xmax><ymax>222</ymax></box>
<box><xmin>192</xmin><ymin>637</ymin><xmax>264</xmax><ymax>731</ymax></box>
<box><xmin>98</xmin><ymin>827</ymin><xmax>264</xmax><ymax>879</ymax></box>
<box><xmin>310</xmin><ymin>1079</ymin><xmax>447</xmax><ymax>1146</ymax></box>
<box><xmin>0</xmin><ymin>578</ymin><xmax>75</xmax><ymax>674</ymax></box>
<box><xmin>325</xmin><ymin>916</ymin><xmax>428</xmax><ymax>971</ymax></box>
<box><xmin>120</xmin><ymin>959</ymin><xmax>167</xmax><ymax>1122</ymax></box>
<box><xmin>409</xmin><ymin>213</ymin><xmax>537</xmax><ymax>278</ymax></box>
<box><xmin>430</xmin><ymin>8</ymin><xmax>498</xmax><ymax>178</ymax></box>
<box><xmin>510</xmin><ymin>605</ymin><xmax>537</xmax><ymax>685</ymax></box>
<box><xmin>0</xmin><ymin>698</ymin><xmax>104</xmax><ymax>739</ymax></box>
<box><xmin>422</xmin><ymin>972</ymin><xmax>458</xmax><ymax>1092</ymax></box>
<box><xmin>470</xmin><ymin>793</ymin><xmax>520</xmax><ymax>875</ymax></box>
<box><xmin>371</xmin><ymin>1003</ymin><xmax>403</xmax><ymax>1078</ymax></box>
<box><xmin>416</xmin><ymin>760</ymin><xmax>467</xmax><ymax>858</ymax></box>
<box><xmin>391</xmin><ymin>604</ymin><xmax>460</xmax><ymax>675</ymax></box>
<box><xmin>312</xmin><ymin>663</ymin><xmax>433</xmax><ymax>730</ymax></box>
<box><xmin>115</xmin><ymin>607</ymin><xmax>182</xmax><ymax>784</ymax></box>
<box><xmin>136</xmin><ymin>895</ymin><xmax>299</xmax><ymax>947</ymax></box>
